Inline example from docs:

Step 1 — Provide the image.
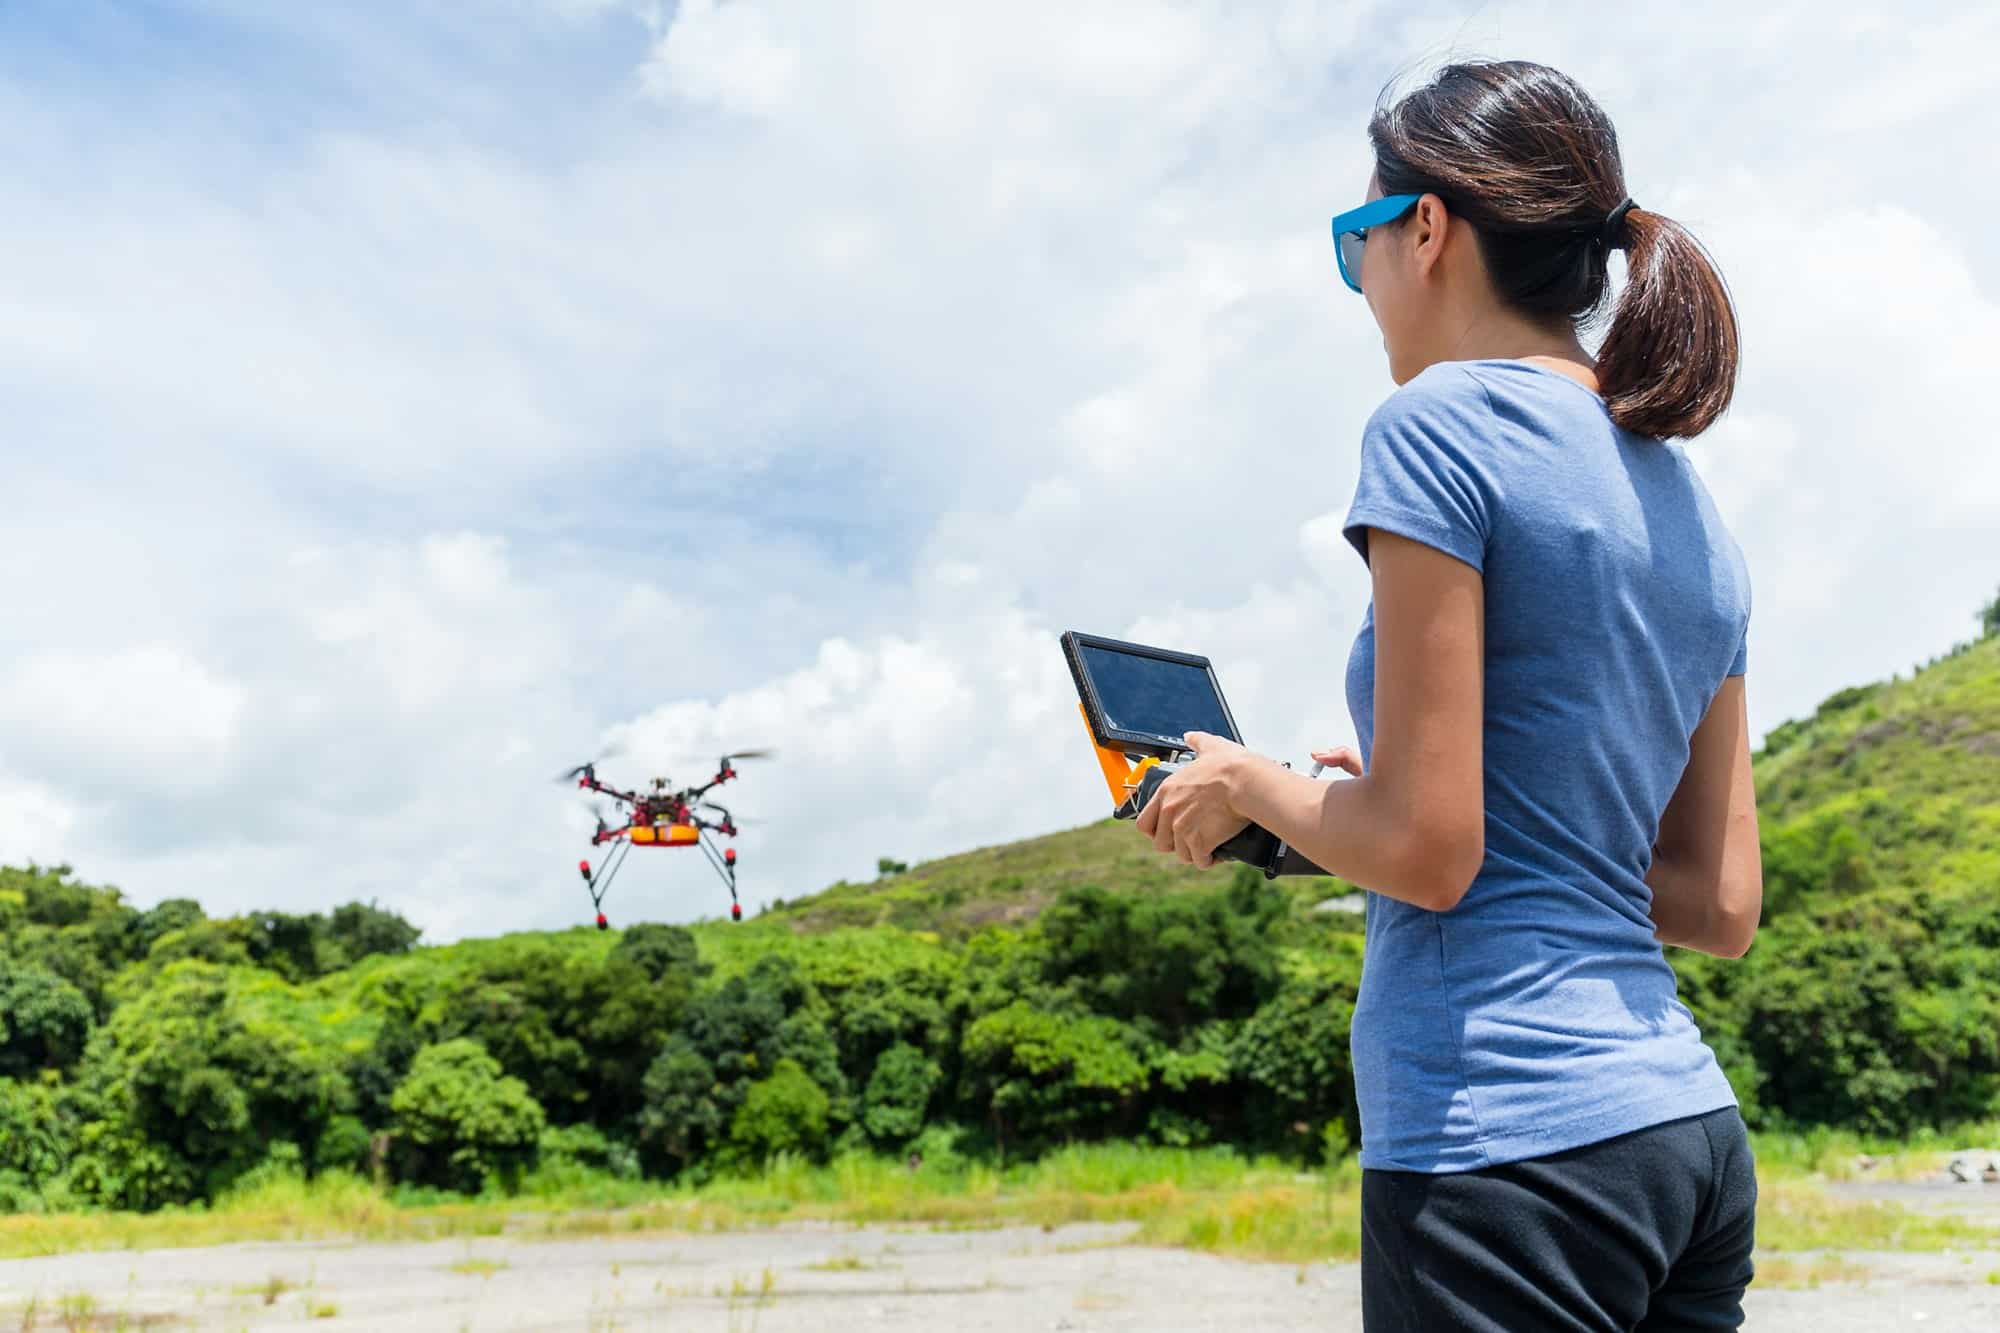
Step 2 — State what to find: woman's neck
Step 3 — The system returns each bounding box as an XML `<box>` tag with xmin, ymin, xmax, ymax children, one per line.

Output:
<box><xmin>1436</xmin><ymin>309</ymin><xmax>1600</xmax><ymax>393</ymax></box>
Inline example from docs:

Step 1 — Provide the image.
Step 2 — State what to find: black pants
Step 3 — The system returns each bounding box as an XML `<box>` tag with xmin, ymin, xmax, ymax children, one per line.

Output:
<box><xmin>1361</xmin><ymin>1107</ymin><xmax>1756</xmax><ymax>1332</ymax></box>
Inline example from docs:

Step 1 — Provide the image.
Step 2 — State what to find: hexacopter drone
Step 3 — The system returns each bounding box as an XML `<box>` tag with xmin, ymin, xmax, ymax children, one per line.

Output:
<box><xmin>556</xmin><ymin>750</ymin><xmax>770</xmax><ymax>927</ymax></box>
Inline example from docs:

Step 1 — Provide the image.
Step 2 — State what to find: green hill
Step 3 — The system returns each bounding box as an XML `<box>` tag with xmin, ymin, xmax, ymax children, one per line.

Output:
<box><xmin>1673</xmin><ymin>632</ymin><xmax>2000</xmax><ymax>1134</ymax></box>
<box><xmin>4</xmin><ymin>626</ymin><xmax>1999</xmax><ymax>1214</ymax></box>
<box><xmin>1752</xmin><ymin>633</ymin><xmax>2000</xmax><ymax>915</ymax></box>
<box><xmin>761</xmin><ymin>816</ymin><xmax>1341</xmax><ymax>936</ymax></box>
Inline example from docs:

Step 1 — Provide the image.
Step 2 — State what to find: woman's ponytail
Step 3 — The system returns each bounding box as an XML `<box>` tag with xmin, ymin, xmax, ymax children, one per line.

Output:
<box><xmin>1595</xmin><ymin>208</ymin><xmax>1740</xmax><ymax>439</ymax></box>
<box><xmin>1370</xmin><ymin>61</ymin><xmax>1742</xmax><ymax>440</ymax></box>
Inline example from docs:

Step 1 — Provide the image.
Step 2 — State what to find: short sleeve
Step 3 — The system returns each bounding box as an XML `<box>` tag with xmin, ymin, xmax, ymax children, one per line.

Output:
<box><xmin>1728</xmin><ymin>627</ymin><xmax>1748</xmax><ymax>677</ymax></box>
<box><xmin>1343</xmin><ymin>366</ymin><xmax>1494</xmax><ymax>572</ymax></box>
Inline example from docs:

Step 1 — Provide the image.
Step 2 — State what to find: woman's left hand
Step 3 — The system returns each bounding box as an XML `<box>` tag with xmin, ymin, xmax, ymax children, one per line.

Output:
<box><xmin>1134</xmin><ymin>731</ymin><xmax>1257</xmax><ymax>868</ymax></box>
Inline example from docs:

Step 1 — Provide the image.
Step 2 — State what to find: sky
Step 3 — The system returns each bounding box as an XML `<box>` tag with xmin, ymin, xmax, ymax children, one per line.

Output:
<box><xmin>2</xmin><ymin>0</ymin><xmax>1996</xmax><ymax>940</ymax></box>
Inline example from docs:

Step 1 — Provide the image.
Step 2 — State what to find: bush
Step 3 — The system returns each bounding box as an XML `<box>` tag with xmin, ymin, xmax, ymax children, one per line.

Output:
<box><xmin>1231</xmin><ymin>971</ymin><xmax>1360</xmax><ymax>1154</ymax></box>
<box><xmin>0</xmin><ymin>959</ymin><xmax>94</xmax><ymax>1075</ymax></box>
<box><xmin>65</xmin><ymin>960</ymin><xmax>348</xmax><ymax>1206</ymax></box>
<box><xmin>639</xmin><ymin>1037</ymin><xmax>726</xmax><ymax>1171</ymax></box>
<box><xmin>0</xmin><ymin>1075</ymin><xmax>78</xmax><ymax>1188</ymax></box>
<box><xmin>728</xmin><ymin>1059</ymin><xmax>831</xmax><ymax>1163</ymax></box>
<box><xmin>862</xmin><ymin>1042</ymin><xmax>941</xmax><ymax>1146</ymax></box>
<box><xmin>960</xmin><ymin>1001</ymin><xmax>1151</xmax><ymax>1151</ymax></box>
<box><xmin>315</xmin><ymin>1114</ymin><xmax>375</xmax><ymax>1176</ymax></box>
<box><xmin>537</xmin><ymin>1122</ymin><xmax>640</xmax><ymax>1181</ymax></box>
<box><xmin>389</xmin><ymin>1040</ymin><xmax>546</xmax><ymax>1192</ymax></box>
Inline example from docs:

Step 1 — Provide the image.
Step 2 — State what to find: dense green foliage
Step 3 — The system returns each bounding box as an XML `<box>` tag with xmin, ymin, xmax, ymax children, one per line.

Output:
<box><xmin>4</xmin><ymin>632</ymin><xmax>2000</xmax><ymax>1210</ymax></box>
<box><xmin>389</xmin><ymin>1039</ymin><xmax>545</xmax><ymax>1191</ymax></box>
<box><xmin>0</xmin><ymin>858</ymin><xmax>1356</xmax><ymax>1208</ymax></box>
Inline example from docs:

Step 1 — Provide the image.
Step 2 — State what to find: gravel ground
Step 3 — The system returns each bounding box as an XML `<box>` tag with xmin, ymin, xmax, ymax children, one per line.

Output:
<box><xmin>3</xmin><ymin>1207</ymin><xmax>1999</xmax><ymax>1331</ymax></box>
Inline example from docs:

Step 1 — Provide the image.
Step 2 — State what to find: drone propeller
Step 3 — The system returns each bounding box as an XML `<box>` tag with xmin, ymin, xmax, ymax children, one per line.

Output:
<box><xmin>555</xmin><ymin>742</ymin><xmax>627</xmax><ymax>784</ymax></box>
<box><xmin>664</xmin><ymin>747</ymin><xmax>777</xmax><ymax>767</ymax></box>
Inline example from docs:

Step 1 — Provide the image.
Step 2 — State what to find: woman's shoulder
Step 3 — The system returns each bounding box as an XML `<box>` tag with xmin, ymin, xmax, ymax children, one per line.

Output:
<box><xmin>1369</xmin><ymin>362</ymin><xmax>1491</xmax><ymax>427</ymax></box>
<box><xmin>1362</xmin><ymin>364</ymin><xmax>1496</xmax><ymax>462</ymax></box>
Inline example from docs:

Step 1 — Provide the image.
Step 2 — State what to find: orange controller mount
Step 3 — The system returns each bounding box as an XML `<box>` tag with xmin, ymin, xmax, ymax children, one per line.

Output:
<box><xmin>1075</xmin><ymin>704</ymin><xmax>1333</xmax><ymax>880</ymax></box>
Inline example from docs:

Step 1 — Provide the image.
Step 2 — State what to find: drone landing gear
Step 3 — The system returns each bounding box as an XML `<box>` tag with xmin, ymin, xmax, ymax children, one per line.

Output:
<box><xmin>579</xmin><ymin>841</ymin><xmax>632</xmax><ymax>930</ymax></box>
<box><xmin>576</xmin><ymin>835</ymin><xmax>742</xmax><ymax>928</ymax></box>
<box><xmin>700</xmin><ymin>834</ymin><xmax>743</xmax><ymax>921</ymax></box>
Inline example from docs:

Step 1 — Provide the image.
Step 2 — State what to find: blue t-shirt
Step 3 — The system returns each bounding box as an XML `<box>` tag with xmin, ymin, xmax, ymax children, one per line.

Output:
<box><xmin>1342</xmin><ymin>359</ymin><xmax>1749</xmax><ymax>1174</ymax></box>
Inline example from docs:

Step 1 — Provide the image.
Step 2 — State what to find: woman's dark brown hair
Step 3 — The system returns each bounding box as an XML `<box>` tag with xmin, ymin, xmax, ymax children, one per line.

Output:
<box><xmin>1369</xmin><ymin>61</ymin><xmax>1739</xmax><ymax>439</ymax></box>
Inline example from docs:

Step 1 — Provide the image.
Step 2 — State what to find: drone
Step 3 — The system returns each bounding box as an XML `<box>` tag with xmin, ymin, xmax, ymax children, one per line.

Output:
<box><xmin>557</xmin><ymin>749</ymin><xmax>772</xmax><ymax>928</ymax></box>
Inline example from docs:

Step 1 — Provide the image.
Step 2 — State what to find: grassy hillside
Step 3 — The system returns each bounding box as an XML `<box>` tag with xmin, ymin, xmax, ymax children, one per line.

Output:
<box><xmin>761</xmin><ymin>817</ymin><xmax>1344</xmax><ymax>937</ymax></box>
<box><xmin>1752</xmin><ymin>634</ymin><xmax>2000</xmax><ymax>915</ymax></box>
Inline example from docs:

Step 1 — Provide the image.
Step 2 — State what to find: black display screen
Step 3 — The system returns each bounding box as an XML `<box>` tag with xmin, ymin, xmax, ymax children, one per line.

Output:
<box><xmin>1073</xmin><ymin>639</ymin><xmax>1238</xmax><ymax>751</ymax></box>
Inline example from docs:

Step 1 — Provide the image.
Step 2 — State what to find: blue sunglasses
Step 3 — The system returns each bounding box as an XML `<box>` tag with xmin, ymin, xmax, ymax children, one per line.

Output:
<box><xmin>1331</xmin><ymin>193</ymin><xmax>1422</xmax><ymax>294</ymax></box>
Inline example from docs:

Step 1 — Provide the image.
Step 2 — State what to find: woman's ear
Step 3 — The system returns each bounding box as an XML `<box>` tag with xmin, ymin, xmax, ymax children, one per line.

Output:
<box><xmin>1410</xmin><ymin>193</ymin><xmax>1452</xmax><ymax>280</ymax></box>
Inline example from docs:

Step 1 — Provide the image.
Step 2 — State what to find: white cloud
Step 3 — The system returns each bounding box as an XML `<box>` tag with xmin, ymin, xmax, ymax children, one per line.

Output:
<box><xmin>0</xmin><ymin>778</ymin><xmax>81</xmax><ymax>869</ymax></box>
<box><xmin>1</xmin><ymin>1</ymin><xmax>1995</xmax><ymax>934</ymax></box>
<box><xmin>640</xmin><ymin>0</ymin><xmax>799</xmax><ymax>114</ymax></box>
<box><xmin>0</xmin><ymin>646</ymin><xmax>244</xmax><ymax>791</ymax></box>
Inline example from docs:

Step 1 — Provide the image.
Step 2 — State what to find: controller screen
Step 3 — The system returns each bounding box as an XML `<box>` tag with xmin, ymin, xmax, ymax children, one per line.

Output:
<box><xmin>1079</xmin><ymin>644</ymin><xmax>1237</xmax><ymax>748</ymax></box>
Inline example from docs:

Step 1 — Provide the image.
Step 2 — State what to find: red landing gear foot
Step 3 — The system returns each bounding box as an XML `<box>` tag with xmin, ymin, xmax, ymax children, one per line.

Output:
<box><xmin>730</xmin><ymin>903</ymin><xmax>742</xmax><ymax>921</ymax></box>
<box><xmin>596</xmin><ymin>913</ymin><xmax>608</xmax><ymax>930</ymax></box>
<box><xmin>578</xmin><ymin>860</ymin><xmax>592</xmax><ymax>881</ymax></box>
<box><xmin>724</xmin><ymin>848</ymin><xmax>737</xmax><ymax>865</ymax></box>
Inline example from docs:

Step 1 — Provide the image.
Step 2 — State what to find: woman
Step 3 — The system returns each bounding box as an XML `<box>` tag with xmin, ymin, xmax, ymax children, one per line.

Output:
<box><xmin>1135</xmin><ymin>61</ymin><xmax>1762</xmax><ymax>1330</ymax></box>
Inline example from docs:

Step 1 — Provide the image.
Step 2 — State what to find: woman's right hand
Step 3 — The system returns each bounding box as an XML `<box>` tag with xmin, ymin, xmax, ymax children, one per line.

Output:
<box><xmin>1311</xmin><ymin>746</ymin><xmax>1365</xmax><ymax>777</ymax></box>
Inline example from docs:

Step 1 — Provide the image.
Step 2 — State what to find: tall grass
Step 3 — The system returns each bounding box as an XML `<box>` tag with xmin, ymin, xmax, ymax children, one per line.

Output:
<box><xmin>1750</xmin><ymin>1122</ymin><xmax>2000</xmax><ymax>1182</ymax></box>
<box><xmin>1</xmin><ymin>1141</ymin><xmax>1990</xmax><ymax>1266</ymax></box>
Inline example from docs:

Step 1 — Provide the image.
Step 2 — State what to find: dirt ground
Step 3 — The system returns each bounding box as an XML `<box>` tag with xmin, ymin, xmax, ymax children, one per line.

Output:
<box><xmin>3</xmin><ymin>1204</ymin><xmax>2000</xmax><ymax>1331</ymax></box>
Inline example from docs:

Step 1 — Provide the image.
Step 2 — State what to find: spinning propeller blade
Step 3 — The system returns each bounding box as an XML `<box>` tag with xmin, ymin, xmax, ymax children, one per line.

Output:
<box><xmin>555</xmin><ymin>742</ymin><xmax>627</xmax><ymax>784</ymax></box>
<box><xmin>668</xmin><ymin>747</ymin><xmax>777</xmax><ymax>767</ymax></box>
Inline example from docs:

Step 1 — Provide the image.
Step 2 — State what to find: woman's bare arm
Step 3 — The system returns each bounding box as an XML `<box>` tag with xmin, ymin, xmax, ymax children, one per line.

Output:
<box><xmin>1225</xmin><ymin>529</ymin><xmax>1486</xmax><ymax>911</ymax></box>
<box><xmin>1646</xmin><ymin>676</ymin><xmax>1762</xmax><ymax>957</ymax></box>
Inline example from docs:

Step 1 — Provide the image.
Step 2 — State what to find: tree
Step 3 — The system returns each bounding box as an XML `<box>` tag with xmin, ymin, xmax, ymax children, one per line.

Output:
<box><xmin>132</xmin><ymin>899</ymin><xmax>205</xmax><ymax>955</ymax></box>
<box><xmin>1982</xmin><ymin>585</ymin><xmax>2000</xmax><ymax>640</ymax></box>
<box><xmin>608</xmin><ymin>923</ymin><xmax>706</xmax><ymax>985</ymax></box>
<box><xmin>638</xmin><ymin>1037</ymin><xmax>726</xmax><ymax>1170</ymax></box>
<box><xmin>959</xmin><ymin>1001</ymin><xmax>1150</xmax><ymax>1151</ymax></box>
<box><xmin>421</xmin><ymin>939</ymin><xmax>696</xmax><ymax>1128</ymax></box>
<box><xmin>390</xmin><ymin>1039</ymin><xmax>545</xmax><ymax>1192</ymax></box>
<box><xmin>861</xmin><ymin>1042</ymin><xmax>940</xmax><ymax>1146</ymax></box>
<box><xmin>728</xmin><ymin>1058</ymin><xmax>831</xmax><ymax>1162</ymax></box>
<box><xmin>1036</xmin><ymin>872</ymin><xmax>1285</xmax><ymax>1036</ymax></box>
<box><xmin>326</xmin><ymin>900</ymin><xmax>422</xmax><ymax>963</ymax></box>
<box><xmin>877</xmin><ymin>857</ymin><xmax>910</xmax><ymax>878</ymax></box>
<box><xmin>0</xmin><ymin>1077</ymin><xmax>79</xmax><ymax>1207</ymax></box>
<box><xmin>0</xmin><ymin>959</ymin><xmax>94</xmax><ymax>1076</ymax></box>
<box><xmin>9</xmin><ymin>863</ymin><xmax>102</xmax><ymax>928</ymax></box>
<box><xmin>246</xmin><ymin>911</ymin><xmax>336</xmax><ymax>982</ymax></box>
<box><xmin>1231</xmin><ymin>971</ymin><xmax>1361</xmax><ymax>1155</ymax></box>
<box><xmin>66</xmin><ymin>961</ymin><xmax>349</xmax><ymax>1207</ymax></box>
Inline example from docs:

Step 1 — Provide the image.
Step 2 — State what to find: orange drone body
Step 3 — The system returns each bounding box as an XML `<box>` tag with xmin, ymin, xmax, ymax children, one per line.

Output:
<box><xmin>626</xmin><ymin>822</ymin><xmax>701</xmax><ymax>847</ymax></box>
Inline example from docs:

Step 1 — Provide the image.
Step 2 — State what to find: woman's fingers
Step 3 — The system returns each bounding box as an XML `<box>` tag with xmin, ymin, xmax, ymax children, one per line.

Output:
<box><xmin>1149</xmin><ymin>795</ymin><xmax>1180</xmax><ymax>854</ymax></box>
<box><xmin>1311</xmin><ymin>746</ymin><xmax>1365</xmax><ymax>776</ymax></box>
